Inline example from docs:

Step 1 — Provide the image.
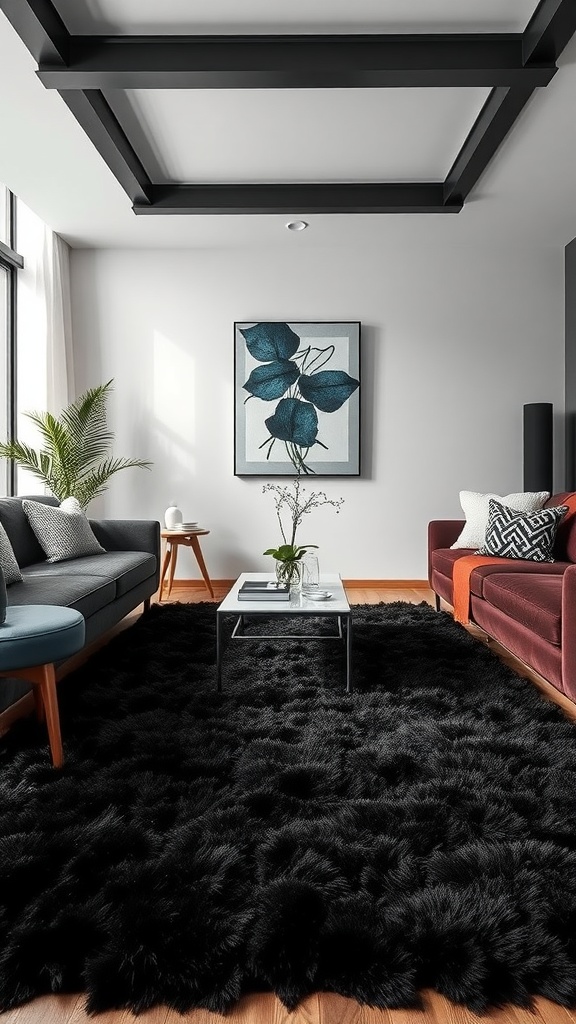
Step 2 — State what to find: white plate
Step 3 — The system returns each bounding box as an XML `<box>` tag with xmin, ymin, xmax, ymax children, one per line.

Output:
<box><xmin>305</xmin><ymin>590</ymin><xmax>332</xmax><ymax>601</ymax></box>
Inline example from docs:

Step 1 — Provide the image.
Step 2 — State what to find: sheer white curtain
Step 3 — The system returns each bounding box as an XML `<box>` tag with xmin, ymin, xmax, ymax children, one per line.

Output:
<box><xmin>16</xmin><ymin>200</ymin><xmax>75</xmax><ymax>494</ymax></box>
<box><xmin>43</xmin><ymin>228</ymin><xmax>74</xmax><ymax>415</ymax></box>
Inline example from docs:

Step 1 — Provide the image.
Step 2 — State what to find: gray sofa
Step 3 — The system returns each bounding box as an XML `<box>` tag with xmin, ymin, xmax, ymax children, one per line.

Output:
<box><xmin>0</xmin><ymin>495</ymin><xmax>160</xmax><ymax>711</ymax></box>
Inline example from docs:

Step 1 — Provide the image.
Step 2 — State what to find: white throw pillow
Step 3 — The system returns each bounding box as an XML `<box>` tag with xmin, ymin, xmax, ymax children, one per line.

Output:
<box><xmin>450</xmin><ymin>490</ymin><xmax>550</xmax><ymax>549</ymax></box>
<box><xmin>22</xmin><ymin>497</ymin><xmax>105</xmax><ymax>563</ymax></box>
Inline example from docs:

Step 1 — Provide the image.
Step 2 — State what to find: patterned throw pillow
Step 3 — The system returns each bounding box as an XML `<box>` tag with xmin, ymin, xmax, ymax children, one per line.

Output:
<box><xmin>22</xmin><ymin>497</ymin><xmax>105</xmax><ymax>563</ymax></box>
<box><xmin>450</xmin><ymin>490</ymin><xmax>550</xmax><ymax>549</ymax></box>
<box><xmin>479</xmin><ymin>499</ymin><xmax>568</xmax><ymax>562</ymax></box>
<box><xmin>0</xmin><ymin>521</ymin><xmax>22</xmax><ymax>584</ymax></box>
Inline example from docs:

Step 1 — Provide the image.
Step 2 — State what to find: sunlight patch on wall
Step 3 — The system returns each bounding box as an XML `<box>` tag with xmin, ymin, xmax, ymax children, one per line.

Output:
<box><xmin>153</xmin><ymin>329</ymin><xmax>197</xmax><ymax>487</ymax></box>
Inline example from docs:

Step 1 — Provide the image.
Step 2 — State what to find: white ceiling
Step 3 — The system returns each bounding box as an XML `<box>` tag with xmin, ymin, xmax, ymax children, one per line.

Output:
<box><xmin>53</xmin><ymin>0</ymin><xmax>538</xmax><ymax>35</ymax></box>
<box><xmin>123</xmin><ymin>87</ymin><xmax>490</xmax><ymax>184</ymax></box>
<box><xmin>0</xmin><ymin>3</ymin><xmax>575</xmax><ymax>251</ymax></box>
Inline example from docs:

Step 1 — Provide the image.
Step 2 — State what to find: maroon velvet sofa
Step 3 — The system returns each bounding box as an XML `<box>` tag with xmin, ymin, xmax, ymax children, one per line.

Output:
<box><xmin>428</xmin><ymin>492</ymin><xmax>576</xmax><ymax>702</ymax></box>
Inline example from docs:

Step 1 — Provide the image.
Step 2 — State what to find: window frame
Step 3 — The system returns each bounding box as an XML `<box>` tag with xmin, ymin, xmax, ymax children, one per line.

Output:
<box><xmin>0</xmin><ymin>190</ymin><xmax>24</xmax><ymax>496</ymax></box>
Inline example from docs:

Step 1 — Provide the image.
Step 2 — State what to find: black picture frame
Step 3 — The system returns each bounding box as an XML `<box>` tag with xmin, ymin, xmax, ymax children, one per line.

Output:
<box><xmin>234</xmin><ymin>321</ymin><xmax>361</xmax><ymax>477</ymax></box>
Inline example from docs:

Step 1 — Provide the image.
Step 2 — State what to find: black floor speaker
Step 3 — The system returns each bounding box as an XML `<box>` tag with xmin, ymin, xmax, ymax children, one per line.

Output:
<box><xmin>523</xmin><ymin>403</ymin><xmax>553</xmax><ymax>494</ymax></box>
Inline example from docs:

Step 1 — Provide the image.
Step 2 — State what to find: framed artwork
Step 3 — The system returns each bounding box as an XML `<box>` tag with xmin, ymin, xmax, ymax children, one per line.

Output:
<box><xmin>234</xmin><ymin>321</ymin><xmax>360</xmax><ymax>476</ymax></box>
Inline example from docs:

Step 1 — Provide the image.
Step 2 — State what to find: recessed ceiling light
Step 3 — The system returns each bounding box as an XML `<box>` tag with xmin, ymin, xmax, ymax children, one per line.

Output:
<box><xmin>286</xmin><ymin>220</ymin><xmax>309</xmax><ymax>231</ymax></box>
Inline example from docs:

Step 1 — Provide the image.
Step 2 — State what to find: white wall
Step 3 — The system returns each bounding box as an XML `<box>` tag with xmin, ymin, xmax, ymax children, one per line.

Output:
<box><xmin>70</xmin><ymin>244</ymin><xmax>564</xmax><ymax>580</ymax></box>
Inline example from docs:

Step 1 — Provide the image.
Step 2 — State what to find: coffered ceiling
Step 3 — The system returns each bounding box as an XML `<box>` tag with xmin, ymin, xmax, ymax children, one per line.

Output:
<box><xmin>0</xmin><ymin>0</ymin><xmax>575</xmax><ymax>248</ymax></box>
<box><xmin>44</xmin><ymin>0</ymin><xmax>542</xmax><ymax>36</ymax></box>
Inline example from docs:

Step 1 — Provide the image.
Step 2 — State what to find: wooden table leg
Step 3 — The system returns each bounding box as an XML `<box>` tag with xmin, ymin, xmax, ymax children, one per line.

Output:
<box><xmin>159</xmin><ymin>543</ymin><xmax>171</xmax><ymax>601</ymax></box>
<box><xmin>216</xmin><ymin>610</ymin><xmax>222</xmax><ymax>690</ymax></box>
<box><xmin>167</xmin><ymin>541</ymin><xmax>178</xmax><ymax>598</ymax></box>
<box><xmin>189</xmin><ymin>535</ymin><xmax>214</xmax><ymax>597</ymax></box>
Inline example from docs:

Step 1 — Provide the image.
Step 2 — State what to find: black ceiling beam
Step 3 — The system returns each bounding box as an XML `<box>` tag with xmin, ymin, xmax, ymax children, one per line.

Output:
<box><xmin>0</xmin><ymin>0</ymin><xmax>68</xmax><ymax>64</ymax></box>
<box><xmin>2</xmin><ymin>0</ymin><xmax>576</xmax><ymax>218</ymax></box>
<box><xmin>36</xmin><ymin>34</ymin><xmax>557</xmax><ymax>91</ymax></box>
<box><xmin>523</xmin><ymin>0</ymin><xmax>576</xmax><ymax>64</ymax></box>
<box><xmin>58</xmin><ymin>91</ymin><xmax>152</xmax><ymax>206</ymax></box>
<box><xmin>443</xmin><ymin>84</ymin><xmax>536</xmax><ymax>205</ymax></box>
<box><xmin>133</xmin><ymin>183</ymin><xmax>461</xmax><ymax>216</ymax></box>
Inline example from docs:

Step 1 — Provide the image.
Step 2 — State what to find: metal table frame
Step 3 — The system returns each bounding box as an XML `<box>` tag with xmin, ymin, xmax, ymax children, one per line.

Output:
<box><xmin>216</xmin><ymin>574</ymin><xmax>352</xmax><ymax>692</ymax></box>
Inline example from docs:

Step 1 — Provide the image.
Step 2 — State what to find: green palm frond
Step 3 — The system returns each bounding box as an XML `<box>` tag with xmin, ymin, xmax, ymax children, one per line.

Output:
<box><xmin>24</xmin><ymin>412</ymin><xmax>75</xmax><ymax>496</ymax></box>
<box><xmin>0</xmin><ymin>380</ymin><xmax>152</xmax><ymax>508</ymax></box>
<box><xmin>74</xmin><ymin>457</ymin><xmax>151</xmax><ymax>509</ymax></box>
<box><xmin>59</xmin><ymin>381</ymin><xmax>115</xmax><ymax>476</ymax></box>
<box><xmin>0</xmin><ymin>441</ymin><xmax>57</xmax><ymax>493</ymax></box>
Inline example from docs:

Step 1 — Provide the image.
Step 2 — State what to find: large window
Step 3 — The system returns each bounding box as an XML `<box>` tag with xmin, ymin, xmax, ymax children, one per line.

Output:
<box><xmin>0</xmin><ymin>185</ymin><xmax>23</xmax><ymax>496</ymax></box>
<box><xmin>15</xmin><ymin>200</ymin><xmax>51</xmax><ymax>496</ymax></box>
<box><xmin>0</xmin><ymin>187</ymin><xmax>70</xmax><ymax>498</ymax></box>
<box><xmin>0</xmin><ymin>267</ymin><xmax>8</xmax><ymax>494</ymax></box>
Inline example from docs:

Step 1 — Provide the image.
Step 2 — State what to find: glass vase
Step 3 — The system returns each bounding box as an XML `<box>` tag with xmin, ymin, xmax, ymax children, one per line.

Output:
<box><xmin>301</xmin><ymin>552</ymin><xmax>320</xmax><ymax>595</ymax></box>
<box><xmin>275</xmin><ymin>559</ymin><xmax>302</xmax><ymax>591</ymax></box>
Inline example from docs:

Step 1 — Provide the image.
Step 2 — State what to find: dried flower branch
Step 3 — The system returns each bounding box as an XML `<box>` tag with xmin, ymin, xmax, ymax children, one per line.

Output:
<box><xmin>262</xmin><ymin>477</ymin><xmax>344</xmax><ymax>560</ymax></box>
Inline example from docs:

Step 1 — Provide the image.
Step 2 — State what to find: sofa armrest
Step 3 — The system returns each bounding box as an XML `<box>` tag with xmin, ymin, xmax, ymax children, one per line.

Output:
<box><xmin>427</xmin><ymin>520</ymin><xmax>465</xmax><ymax>586</ymax></box>
<box><xmin>428</xmin><ymin>520</ymin><xmax>465</xmax><ymax>552</ymax></box>
<box><xmin>89</xmin><ymin>519</ymin><xmax>161</xmax><ymax>559</ymax></box>
<box><xmin>562</xmin><ymin>564</ymin><xmax>576</xmax><ymax>701</ymax></box>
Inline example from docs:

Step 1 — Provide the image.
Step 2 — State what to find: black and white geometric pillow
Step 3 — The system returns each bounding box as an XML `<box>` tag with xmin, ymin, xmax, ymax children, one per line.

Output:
<box><xmin>479</xmin><ymin>499</ymin><xmax>568</xmax><ymax>562</ymax></box>
<box><xmin>22</xmin><ymin>497</ymin><xmax>105</xmax><ymax>563</ymax></box>
<box><xmin>0</xmin><ymin>522</ymin><xmax>22</xmax><ymax>584</ymax></box>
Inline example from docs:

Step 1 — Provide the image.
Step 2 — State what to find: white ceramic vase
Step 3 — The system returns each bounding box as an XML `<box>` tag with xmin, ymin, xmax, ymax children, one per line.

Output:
<box><xmin>164</xmin><ymin>501</ymin><xmax>183</xmax><ymax>529</ymax></box>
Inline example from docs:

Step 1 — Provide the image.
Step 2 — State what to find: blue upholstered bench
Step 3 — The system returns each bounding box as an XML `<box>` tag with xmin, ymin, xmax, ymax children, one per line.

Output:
<box><xmin>0</xmin><ymin>605</ymin><xmax>85</xmax><ymax>766</ymax></box>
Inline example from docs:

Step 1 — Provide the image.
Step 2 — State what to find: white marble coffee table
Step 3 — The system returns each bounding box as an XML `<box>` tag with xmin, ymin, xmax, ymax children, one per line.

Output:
<box><xmin>216</xmin><ymin>572</ymin><xmax>352</xmax><ymax>692</ymax></box>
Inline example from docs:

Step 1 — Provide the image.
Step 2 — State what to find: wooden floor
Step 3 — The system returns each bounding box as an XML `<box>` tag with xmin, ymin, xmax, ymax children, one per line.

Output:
<box><xmin>5</xmin><ymin>584</ymin><xmax>576</xmax><ymax>1024</ymax></box>
<box><xmin>4</xmin><ymin>990</ymin><xmax>576</xmax><ymax>1024</ymax></box>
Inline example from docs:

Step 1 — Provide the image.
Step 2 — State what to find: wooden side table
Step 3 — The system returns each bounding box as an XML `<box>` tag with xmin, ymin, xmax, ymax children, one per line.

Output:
<box><xmin>159</xmin><ymin>529</ymin><xmax>214</xmax><ymax>600</ymax></box>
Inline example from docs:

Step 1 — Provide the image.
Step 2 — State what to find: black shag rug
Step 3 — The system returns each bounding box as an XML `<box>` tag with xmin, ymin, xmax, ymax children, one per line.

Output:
<box><xmin>2</xmin><ymin>601</ymin><xmax>576</xmax><ymax>1015</ymax></box>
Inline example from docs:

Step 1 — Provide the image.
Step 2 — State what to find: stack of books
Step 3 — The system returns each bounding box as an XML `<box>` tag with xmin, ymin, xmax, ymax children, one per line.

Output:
<box><xmin>238</xmin><ymin>580</ymin><xmax>290</xmax><ymax>601</ymax></box>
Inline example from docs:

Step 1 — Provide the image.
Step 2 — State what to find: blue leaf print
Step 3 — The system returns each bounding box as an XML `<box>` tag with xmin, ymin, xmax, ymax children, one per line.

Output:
<box><xmin>240</xmin><ymin>322</ymin><xmax>300</xmax><ymax>362</ymax></box>
<box><xmin>265</xmin><ymin>398</ymin><xmax>318</xmax><ymax>446</ymax></box>
<box><xmin>298</xmin><ymin>370</ymin><xmax>360</xmax><ymax>412</ymax></box>
<box><xmin>243</xmin><ymin>360</ymin><xmax>300</xmax><ymax>401</ymax></box>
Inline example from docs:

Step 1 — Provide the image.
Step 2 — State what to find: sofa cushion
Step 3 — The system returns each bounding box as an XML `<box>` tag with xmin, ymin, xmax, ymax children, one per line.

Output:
<box><xmin>479</xmin><ymin>500</ymin><xmax>568</xmax><ymax>562</ymax></box>
<box><xmin>23</xmin><ymin>498</ymin><xmax>105</xmax><ymax>563</ymax></box>
<box><xmin>482</xmin><ymin>573</ymin><xmax>562</xmax><ymax>645</ymax></box>
<box><xmin>23</xmin><ymin>551</ymin><xmax>156</xmax><ymax>597</ymax></box>
<box><xmin>0</xmin><ymin>496</ymin><xmax>55</xmax><ymax>567</ymax></box>
<box><xmin>431</xmin><ymin>547</ymin><xmax>476</xmax><ymax>579</ymax></box>
<box><xmin>0</xmin><ymin>522</ymin><xmax>22</xmax><ymax>584</ymax></box>
<box><xmin>8</xmin><ymin>572</ymin><xmax>115</xmax><ymax>619</ymax></box>
<box><xmin>430</xmin><ymin>547</ymin><xmax>569</xmax><ymax>599</ymax></box>
<box><xmin>450</xmin><ymin>490</ymin><xmax>549</xmax><ymax>549</ymax></box>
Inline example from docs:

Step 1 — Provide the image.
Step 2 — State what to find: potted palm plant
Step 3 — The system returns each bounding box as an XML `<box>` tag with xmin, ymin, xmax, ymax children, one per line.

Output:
<box><xmin>0</xmin><ymin>380</ymin><xmax>151</xmax><ymax>508</ymax></box>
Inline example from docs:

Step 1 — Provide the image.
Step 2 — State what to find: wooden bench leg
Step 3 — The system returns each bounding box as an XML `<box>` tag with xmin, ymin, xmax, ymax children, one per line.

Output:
<box><xmin>34</xmin><ymin>664</ymin><xmax>64</xmax><ymax>768</ymax></box>
<box><xmin>1</xmin><ymin>663</ymin><xmax>64</xmax><ymax>767</ymax></box>
<box><xmin>33</xmin><ymin>685</ymin><xmax>45</xmax><ymax>722</ymax></box>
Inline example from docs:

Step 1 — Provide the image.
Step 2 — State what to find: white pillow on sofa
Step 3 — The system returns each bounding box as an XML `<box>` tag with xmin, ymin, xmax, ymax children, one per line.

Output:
<box><xmin>22</xmin><ymin>497</ymin><xmax>105</xmax><ymax>563</ymax></box>
<box><xmin>450</xmin><ymin>490</ymin><xmax>550</xmax><ymax>549</ymax></box>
